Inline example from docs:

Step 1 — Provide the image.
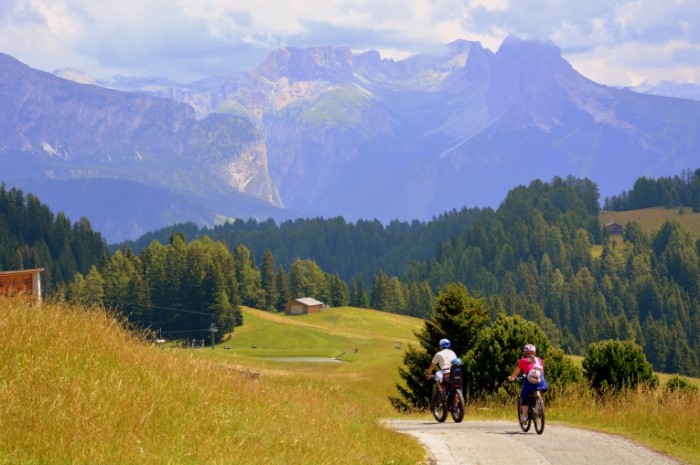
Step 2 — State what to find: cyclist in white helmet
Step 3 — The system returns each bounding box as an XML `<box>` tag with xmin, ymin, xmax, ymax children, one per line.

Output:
<box><xmin>425</xmin><ymin>338</ymin><xmax>457</xmax><ymax>394</ymax></box>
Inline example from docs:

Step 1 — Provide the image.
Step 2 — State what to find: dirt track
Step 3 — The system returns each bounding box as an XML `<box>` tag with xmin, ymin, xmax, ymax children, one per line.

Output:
<box><xmin>386</xmin><ymin>419</ymin><xmax>687</xmax><ymax>465</ymax></box>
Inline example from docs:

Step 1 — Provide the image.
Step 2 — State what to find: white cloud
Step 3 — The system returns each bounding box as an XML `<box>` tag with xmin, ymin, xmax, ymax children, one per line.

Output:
<box><xmin>613</xmin><ymin>0</ymin><xmax>700</xmax><ymax>42</ymax></box>
<box><xmin>569</xmin><ymin>39</ymin><xmax>700</xmax><ymax>86</ymax></box>
<box><xmin>0</xmin><ymin>0</ymin><xmax>697</xmax><ymax>85</ymax></box>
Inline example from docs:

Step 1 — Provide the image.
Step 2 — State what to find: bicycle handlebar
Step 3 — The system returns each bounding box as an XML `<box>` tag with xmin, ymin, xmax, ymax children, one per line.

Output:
<box><xmin>503</xmin><ymin>375</ymin><xmax>526</xmax><ymax>386</ymax></box>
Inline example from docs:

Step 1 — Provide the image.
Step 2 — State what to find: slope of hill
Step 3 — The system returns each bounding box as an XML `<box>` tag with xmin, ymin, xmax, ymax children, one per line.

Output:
<box><xmin>1</xmin><ymin>298</ymin><xmax>424</xmax><ymax>464</ymax></box>
<box><xmin>229</xmin><ymin>306</ymin><xmax>420</xmax><ymax>363</ymax></box>
<box><xmin>7</xmin><ymin>177</ymin><xmax>215</xmax><ymax>240</ymax></box>
<box><xmin>600</xmin><ymin>207</ymin><xmax>700</xmax><ymax>239</ymax></box>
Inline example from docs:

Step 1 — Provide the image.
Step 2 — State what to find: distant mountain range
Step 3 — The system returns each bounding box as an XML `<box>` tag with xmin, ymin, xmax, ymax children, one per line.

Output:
<box><xmin>3</xmin><ymin>35</ymin><xmax>700</xmax><ymax>243</ymax></box>
<box><xmin>630</xmin><ymin>81</ymin><xmax>700</xmax><ymax>101</ymax></box>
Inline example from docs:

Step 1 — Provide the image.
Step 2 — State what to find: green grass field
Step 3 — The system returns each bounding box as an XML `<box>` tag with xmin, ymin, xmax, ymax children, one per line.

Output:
<box><xmin>2</xmin><ymin>298</ymin><xmax>698</xmax><ymax>464</ymax></box>
<box><xmin>600</xmin><ymin>206</ymin><xmax>700</xmax><ymax>238</ymax></box>
<box><xmin>189</xmin><ymin>306</ymin><xmax>422</xmax><ymax>409</ymax></box>
<box><xmin>593</xmin><ymin>207</ymin><xmax>700</xmax><ymax>258</ymax></box>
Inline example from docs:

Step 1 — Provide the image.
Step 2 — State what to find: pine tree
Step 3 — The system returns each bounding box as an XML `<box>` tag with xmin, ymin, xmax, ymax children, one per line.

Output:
<box><xmin>289</xmin><ymin>258</ymin><xmax>326</xmax><ymax>300</ymax></box>
<box><xmin>260</xmin><ymin>249</ymin><xmax>279</xmax><ymax>311</ymax></box>
<box><xmin>233</xmin><ymin>244</ymin><xmax>261</xmax><ymax>306</ymax></box>
<box><xmin>390</xmin><ymin>282</ymin><xmax>489</xmax><ymax>411</ymax></box>
<box><xmin>329</xmin><ymin>272</ymin><xmax>349</xmax><ymax>307</ymax></box>
<box><xmin>275</xmin><ymin>266</ymin><xmax>290</xmax><ymax>311</ymax></box>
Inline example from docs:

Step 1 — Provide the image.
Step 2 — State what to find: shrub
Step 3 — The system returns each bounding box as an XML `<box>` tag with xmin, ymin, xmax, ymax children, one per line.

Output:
<box><xmin>582</xmin><ymin>340</ymin><xmax>658</xmax><ymax>394</ymax></box>
<box><xmin>463</xmin><ymin>314</ymin><xmax>551</xmax><ymax>398</ymax></box>
<box><xmin>664</xmin><ymin>375</ymin><xmax>699</xmax><ymax>395</ymax></box>
<box><xmin>546</xmin><ymin>348</ymin><xmax>582</xmax><ymax>385</ymax></box>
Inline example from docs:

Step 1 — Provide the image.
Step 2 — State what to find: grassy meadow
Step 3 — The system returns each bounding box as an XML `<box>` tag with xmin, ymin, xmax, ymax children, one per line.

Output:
<box><xmin>0</xmin><ymin>299</ymin><xmax>424</xmax><ymax>465</ymax></box>
<box><xmin>600</xmin><ymin>207</ymin><xmax>700</xmax><ymax>239</ymax></box>
<box><xmin>593</xmin><ymin>207</ymin><xmax>700</xmax><ymax>258</ymax></box>
<box><xmin>2</xmin><ymin>298</ymin><xmax>698</xmax><ymax>464</ymax></box>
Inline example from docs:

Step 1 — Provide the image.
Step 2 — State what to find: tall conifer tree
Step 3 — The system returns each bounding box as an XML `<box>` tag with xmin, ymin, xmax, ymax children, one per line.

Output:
<box><xmin>391</xmin><ymin>282</ymin><xmax>488</xmax><ymax>411</ymax></box>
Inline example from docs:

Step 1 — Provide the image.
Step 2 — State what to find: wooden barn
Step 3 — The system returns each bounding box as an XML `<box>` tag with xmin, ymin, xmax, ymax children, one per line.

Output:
<box><xmin>0</xmin><ymin>268</ymin><xmax>45</xmax><ymax>302</ymax></box>
<box><xmin>605</xmin><ymin>222</ymin><xmax>624</xmax><ymax>235</ymax></box>
<box><xmin>283</xmin><ymin>297</ymin><xmax>324</xmax><ymax>315</ymax></box>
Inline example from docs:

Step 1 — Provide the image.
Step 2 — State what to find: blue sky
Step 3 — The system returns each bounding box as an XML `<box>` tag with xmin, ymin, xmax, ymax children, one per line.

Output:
<box><xmin>1</xmin><ymin>0</ymin><xmax>698</xmax><ymax>86</ymax></box>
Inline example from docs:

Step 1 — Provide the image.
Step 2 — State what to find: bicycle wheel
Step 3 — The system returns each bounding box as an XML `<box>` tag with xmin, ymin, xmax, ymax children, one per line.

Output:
<box><xmin>451</xmin><ymin>389</ymin><xmax>465</xmax><ymax>423</ymax></box>
<box><xmin>517</xmin><ymin>397</ymin><xmax>531</xmax><ymax>432</ymax></box>
<box><xmin>533</xmin><ymin>394</ymin><xmax>545</xmax><ymax>434</ymax></box>
<box><xmin>431</xmin><ymin>387</ymin><xmax>448</xmax><ymax>422</ymax></box>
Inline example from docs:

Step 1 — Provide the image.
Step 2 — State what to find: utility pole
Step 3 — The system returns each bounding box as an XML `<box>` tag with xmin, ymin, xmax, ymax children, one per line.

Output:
<box><xmin>209</xmin><ymin>323</ymin><xmax>218</xmax><ymax>350</ymax></box>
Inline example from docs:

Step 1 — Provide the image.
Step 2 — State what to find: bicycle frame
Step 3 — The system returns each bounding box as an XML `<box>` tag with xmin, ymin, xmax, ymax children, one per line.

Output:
<box><xmin>515</xmin><ymin>376</ymin><xmax>545</xmax><ymax>434</ymax></box>
<box><xmin>430</xmin><ymin>373</ymin><xmax>465</xmax><ymax>423</ymax></box>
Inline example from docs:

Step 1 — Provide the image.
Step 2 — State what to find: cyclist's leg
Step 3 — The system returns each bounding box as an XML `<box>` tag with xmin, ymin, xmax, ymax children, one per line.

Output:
<box><xmin>443</xmin><ymin>370</ymin><xmax>451</xmax><ymax>398</ymax></box>
<box><xmin>435</xmin><ymin>370</ymin><xmax>445</xmax><ymax>393</ymax></box>
<box><xmin>520</xmin><ymin>384</ymin><xmax>531</xmax><ymax>421</ymax></box>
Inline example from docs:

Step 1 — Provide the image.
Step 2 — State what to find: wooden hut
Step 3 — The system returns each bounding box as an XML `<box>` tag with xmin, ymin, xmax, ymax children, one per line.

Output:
<box><xmin>605</xmin><ymin>222</ymin><xmax>624</xmax><ymax>235</ymax></box>
<box><xmin>0</xmin><ymin>268</ymin><xmax>45</xmax><ymax>302</ymax></box>
<box><xmin>283</xmin><ymin>297</ymin><xmax>324</xmax><ymax>315</ymax></box>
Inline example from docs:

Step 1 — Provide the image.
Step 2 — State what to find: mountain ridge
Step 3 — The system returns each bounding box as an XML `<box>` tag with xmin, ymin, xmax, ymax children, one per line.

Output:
<box><xmin>0</xmin><ymin>51</ymin><xmax>288</xmax><ymax>241</ymax></box>
<box><xmin>1</xmin><ymin>36</ymin><xmax>699</xmax><ymax>241</ymax></box>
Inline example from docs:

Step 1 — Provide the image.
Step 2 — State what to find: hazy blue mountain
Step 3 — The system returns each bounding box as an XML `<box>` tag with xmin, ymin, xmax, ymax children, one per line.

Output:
<box><xmin>1</xmin><ymin>52</ymin><xmax>284</xmax><ymax>242</ymax></box>
<box><xmin>632</xmin><ymin>81</ymin><xmax>700</xmax><ymax>101</ymax></box>
<box><xmin>4</xmin><ymin>36</ymin><xmax>700</xmax><ymax>241</ymax></box>
<box><xmin>203</xmin><ymin>36</ymin><xmax>700</xmax><ymax>221</ymax></box>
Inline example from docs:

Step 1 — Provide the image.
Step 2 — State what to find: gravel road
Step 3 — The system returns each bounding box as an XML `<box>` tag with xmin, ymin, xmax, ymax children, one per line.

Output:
<box><xmin>386</xmin><ymin>419</ymin><xmax>687</xmax><ymax>465</ymax></box>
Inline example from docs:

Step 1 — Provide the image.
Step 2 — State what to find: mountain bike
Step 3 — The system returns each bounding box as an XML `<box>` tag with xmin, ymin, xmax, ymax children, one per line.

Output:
<box><xmin>429</xmin><ymin>366</ymin><xmax>465</xmax><ymax>423</ymax></box>
<box><xmin>514</xmin><ymin>375</ymin><xmax>545</xmax><ymax>434</ymax></box>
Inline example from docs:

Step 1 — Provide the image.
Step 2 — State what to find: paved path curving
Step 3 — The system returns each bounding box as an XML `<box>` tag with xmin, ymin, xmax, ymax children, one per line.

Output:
<box><xmin>386</xmin><ymin>420</ymin><xmax>687</xmax><ymax>465</ymax></box>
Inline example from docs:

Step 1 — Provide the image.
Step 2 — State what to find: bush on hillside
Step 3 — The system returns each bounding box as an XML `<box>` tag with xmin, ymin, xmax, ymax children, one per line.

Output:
<box><xmin>664</xmin><ymin>375</ymin><xmax>699</xmax><ymax>396</ymax></box>
<box><xmin>582</xmin><ymin>340</ymin><xmax>658</xmax><ymax>394</ymax></box>
<box><xmin>463</xmin><ymin>314</ymin><xmax>552</xmax><ymax>399</ymax></box>
<box><xmin>544</xmin><ymin>348</ymin><xmax>582</xmax><ymax>385</ymax></box>
<box><xmin>540</xmin><ymin>347</ymin><xmax>583</xmax><ymax>402</ymax></box>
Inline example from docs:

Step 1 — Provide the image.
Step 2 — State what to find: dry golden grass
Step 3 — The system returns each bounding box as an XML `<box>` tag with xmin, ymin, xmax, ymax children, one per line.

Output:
<box><xmin>548</xmin><ymin>385</ymin><xmax>700</xmax><ymax>465</ymax></box>
<box><xmin>0</xmin><ymin>298</ymin><xmax>423</xmax><ymax>465</ymax></box>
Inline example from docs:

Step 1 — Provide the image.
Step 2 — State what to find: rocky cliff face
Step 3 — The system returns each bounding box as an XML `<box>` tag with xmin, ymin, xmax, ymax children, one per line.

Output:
<box><xmin>0</xmin><ymin>52</ymin><xmax>282</xmax><ymax>241</ymax></box>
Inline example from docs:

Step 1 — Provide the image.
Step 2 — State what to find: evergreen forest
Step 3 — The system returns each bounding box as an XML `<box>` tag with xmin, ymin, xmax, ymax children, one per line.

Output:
<box><xmin>2</xmin><ymin>169</ymin><xmax>700</xmax><ymax>377</ymax></box>
<box><xmin>0</xmin><ymin>184</ymin><xmax>108</xmax><ymax>291</ymax></box>
<box><xmin>604</xmin><ymin>167</ymin><xmax>700</xmax><ymax>211</ymax></box>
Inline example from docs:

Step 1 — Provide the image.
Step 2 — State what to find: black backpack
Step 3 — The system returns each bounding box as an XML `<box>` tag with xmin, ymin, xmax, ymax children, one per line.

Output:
<box><xmin>450</xmin><ymin>361</ymin><xmax>464</xmax><ymax>389</ymax></box>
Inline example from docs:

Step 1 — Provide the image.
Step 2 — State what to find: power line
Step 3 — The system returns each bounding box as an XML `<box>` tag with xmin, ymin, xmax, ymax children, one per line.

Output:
<box><xmin>159</xmin><ymin>328</ymin><xmax>213</xmax><ymax>335</ymax></box>
<box><xmin>119</xmin><ymin>301</ymin><xmax>216</xmax><ymax>317</ymax></box>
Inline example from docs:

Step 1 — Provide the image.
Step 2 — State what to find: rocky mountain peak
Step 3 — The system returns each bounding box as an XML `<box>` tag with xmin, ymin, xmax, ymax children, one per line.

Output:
<box><xmin>493</xmin><ymin>35</ymin><xmax>574</xmax><ymax>86</ymax></box>
<box><xmin>484</xmin><ymin>35</ymin><xmax>592</xmax><ymax>129</ymax></box>
<box><xmin>255</xmin><ymin>45</ymin><xmax>355</xmax><ymax>83</ymax></box>
<box><xmin>2</xmin><ymin>39</ymin><xmax>698</xmax><ymax>242</ymax></box>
